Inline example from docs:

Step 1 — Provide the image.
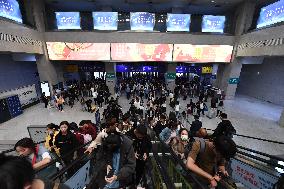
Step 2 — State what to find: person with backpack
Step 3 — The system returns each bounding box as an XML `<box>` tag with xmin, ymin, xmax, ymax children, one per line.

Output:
<box><xmin>186</xmin><ymin>136</ymin><xmax>237</xmax><ymax>188</ymax></box>
<box><xmin>212</xmin><ymin>113</ymin><xmax>236</xmax><ymax>139</ymax></box>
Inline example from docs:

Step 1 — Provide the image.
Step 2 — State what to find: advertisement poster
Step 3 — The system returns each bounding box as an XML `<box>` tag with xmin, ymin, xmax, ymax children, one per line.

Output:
<box><xmin>46</xmin><ymin>42</ymin><xmax>110</xmax><ymax>61</ymax></box>
<box><xmin>173</xmin><ymin>44</ymin><xmax>233</xmax><ymax>62</ymax></box>
<box><xmin>111</xmin><ymin>43</ymin><xmax>173</xmax><ymax>61</ymax></box>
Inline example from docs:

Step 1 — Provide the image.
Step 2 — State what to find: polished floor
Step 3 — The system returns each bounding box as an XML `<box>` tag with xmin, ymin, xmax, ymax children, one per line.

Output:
<box><xmin>0</xmin><ymin>94</ymin><xmax>283</xmax><ymax>156</ymax></box>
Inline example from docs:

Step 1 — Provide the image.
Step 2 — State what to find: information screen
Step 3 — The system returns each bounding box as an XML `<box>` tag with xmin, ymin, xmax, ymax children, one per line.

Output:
<box><xmin>55</xmin><ymin>12</ymin><xmax>81</xmax><ymax>30</ymax></box>
<box><xmin>173</xmin><ymin>44</ymin><xmax>233</xmax><ymax>63</ymax></box>
<box><xmin>92</xmin><ymin>12</ymin><xmax>118</xmax><ymax>30</ymax></box>
<box><xmin>111</xmin><ymin>43</ymin><xmax>173</xmax><ymax>61</ymax></box>
<box><xmin>130</xmin><ymin>12</ymin><xmax>155</xmax><ymax>31</ymax></box>
<box><xmin>257</xmin><ymin>0</ymin><xmax>284</xmax><ymax>29</ymax></box>
<box><xmin>167</xmin><ymin>14</ymin><xmax>191</xmax><ymax>32</ymax></box>
<box><xmin>202</xmin><ymin>15</ymin><xmax>226</xmax><ymax>33</ymax></box>
<box><xmin>0</xmin><ymin>0</ymin><xmax>22</xmax><ymax>23</ymax></box>
<box><xmin>46</xmin><ymin>42</ymin><xmax>110</xmax><ymax>61</ymax></box>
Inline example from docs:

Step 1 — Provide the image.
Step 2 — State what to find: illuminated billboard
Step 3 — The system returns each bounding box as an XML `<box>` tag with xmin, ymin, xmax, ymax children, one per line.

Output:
<box><xmin>257</xmin><ymin>0</ymin><xmax>284</xmax><ymax>29</ymax></box>
<box><xmin>111</xmin><ymin>43</ymin><xmax>173</xmax><ymax>61</ymax></box>
<box><xmin>0</xmin><ymin>0</ymin><xmax>22</xmax><ymax>23</ymax></box>
<box><xmin>202</xmin><ymin>15</ymin><xmax>226</xmax><ymax>33</ymax></box>
<box><xmin>167</xmin><ymin>13</ymin><xmax>191</xmax><ymax>32</ymax></box>
<box><xmin>130</xmin><ymin>12</ymin><xmax>155</xmax><ymax>31</ymax></box>
<box><xmin>92</xmin><ymin>12</ymin><xmax>118</xmax><ymax>30</ymax></box>
<box><xmin>173</xmin><ymin>44</ymin><xmax>233</xmax><ymax>62</ymax></box>
<box><xmin>55</xmin><ymin>12</ymin><xmax>81</xmax><ymax>30</ymax></box>
<box><xmin>46</xmin><ymin>42</ymin><xmax>110</xmax><ymax>61</ymax></box>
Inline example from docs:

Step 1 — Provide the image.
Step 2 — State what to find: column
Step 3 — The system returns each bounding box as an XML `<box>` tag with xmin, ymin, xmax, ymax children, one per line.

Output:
<box><xmin>105</xmin><ymin>62</ymin><xmax>116</xmax><ymax>95</ymax></box>
<box><xmin>32</xmin><ymin>0</ymin><xmax>63</xmax><ymax>95</ymax></box>
<box><xmin>280</xmin><ymin>109</ymin><xmax>284</xmax><ymax>127</ymax></box>
<box><xmin>166</xmin><ymin>63</ymin><xmax>176</xmax><ymax>92</ymax></box>
<box><xmin>214</xmin><ymin>0</ymin><xmax>256</xmax><ymax>99</ymax></box>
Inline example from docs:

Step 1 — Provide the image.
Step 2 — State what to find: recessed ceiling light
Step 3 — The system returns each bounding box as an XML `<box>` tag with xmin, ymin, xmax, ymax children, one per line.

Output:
<box><xmin>211</xmin><ymin>0</ymin><xmax>215</xmax><ymax>2</ymax></box>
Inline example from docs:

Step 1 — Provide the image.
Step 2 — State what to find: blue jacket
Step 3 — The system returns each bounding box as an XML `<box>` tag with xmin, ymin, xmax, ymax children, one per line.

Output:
<box><xmin>159</xmin><ymin>127</ymin><xmax>179</xmax><ymax>142</ymax></box>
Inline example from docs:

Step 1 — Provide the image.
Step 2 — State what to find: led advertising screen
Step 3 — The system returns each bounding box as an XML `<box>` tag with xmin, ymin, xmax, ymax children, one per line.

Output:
<box><xmin>202</xmin><ymin>15</ymin><xmax>226</xmax><ymax>33</ymax></box>
<box><xmin>167</xmin><ymin>14</ymin><xmax>191</xmax><ymax>32</ymax></box>
<box><xmin>46</xmin><ymin>42</ymin><xmax>110</xmax><ymax>61</ymax></box>
<box><xmin>130</xmin><ymin>12</ymin><xmax>155</xmax><ymax>31</ymax></box>
<box><xmin>0</xmin><ymin>0</ymin><xmax>22</xmax><ymax>23</ymax></box>
<box><xmin>92</xmin><ymin>12</ymin><xmax>118</xmax><ymax>30</ymax></box>
<box><xmin>257</xmin><ymin>0</ymin><xmax>284</xmax><ymax>29</ymax></box>
<box><xmin>116</xmin><ymin>65</ymin><xmax>159</xmax><ymax>72</ymax></box>
<box><xmin>173</xmin><ymin>44</ymin><xmax>233</xmax><ymax>63</ymax></box>
<box><xmin>111</xmin><ymin>43</ymin><xmax>173</xmax><ymax>61</ymax></box>
<box><xmin>55</xmin><ymin>12</ymin><xmax>81</xmax><ymax>30</ymax></box>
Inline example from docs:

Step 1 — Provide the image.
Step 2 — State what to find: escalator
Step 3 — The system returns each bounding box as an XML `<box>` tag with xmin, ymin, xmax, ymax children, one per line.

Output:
<box><xmin>1</xmin><ymin>125</ymin><xmax>284</xmax><ymax>189</ymax></box>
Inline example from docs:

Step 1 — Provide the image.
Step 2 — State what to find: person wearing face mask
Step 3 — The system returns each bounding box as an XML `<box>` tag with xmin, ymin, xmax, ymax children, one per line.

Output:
<box><xmin>45</xmin><ymin>123</ymin><xmax>60</xmax><ymax>157</ymax></box>
<box><xmin>92</xmin><ymin>132</ymin><xmax>136</xmax><ymax>189</ymax></box>
<box><xmin>0</xmin><ymin>154</ymin><xmax>70</xmax><ymax>189</ymax></box>
<box><xmin>14</xmin><ymin>137</ymin><xmax>56</xmax><ymax>178</ymax></box>
<box><xmin>170</xmin><ymin>128</ymin><xmax>190</xmax><ymax>163</ymax></box>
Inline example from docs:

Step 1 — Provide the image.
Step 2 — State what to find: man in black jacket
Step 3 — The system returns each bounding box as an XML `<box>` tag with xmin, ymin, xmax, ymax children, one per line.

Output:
<box><xmin>93</xmin><ymin>132</ymin><xmax>136</xmax><ymax>189</ymax></box>
<box><xmin>190</xmin><ymin>115</ymin><xmax>202</xmax><ymax>137</ymax></box>
<box><xmin>212</xmin><ymin>113</ymin><xmax>236</xmax><ymax>138</ymax></box>
<box><xmin>126</xmin><ymin>124</ymin><xmax>152</xmax><ymax>186</ymax></box>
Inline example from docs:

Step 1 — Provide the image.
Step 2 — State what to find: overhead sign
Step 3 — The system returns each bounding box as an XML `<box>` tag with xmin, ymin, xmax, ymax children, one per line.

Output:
<box><xmin>257</xmin><ymin>0</ymin><xmax>284</xmax><ymax>29</ymax></box>
<box><xmin>0</xmin><ymin>84</ymin><xmax>38</xmax><ymax>107</ymax></box>
<box><xmin>46</xmin><ymin>42</ymin><xmax>110</xmax><ymax>61</ymax></box>
<box><xmin>111</xmin><ymin>43</ymin><xmax>173</xmax><ymax>61</ymax></box>
<box><xmin>229</xmin><ymin>78</ymin><xmax>240</xmax><ymax>84</ymax></box>
<box><xmin>92</xmin><ymin>12</ymin><xmax>118</xmax><ymax>30</ymax></box>
<box><xmin>130</xmin><ymin>12</ymin><xmax>155</xmax><ymax>31</ymax></box>
<box><xmin>106</xmin><ymin>72</ymin><xmax>115</xmax><ymax>79</ymax></box>
<box><xmin>202</xmin><ymin>15</ymin><xmax>226</xmax><ymax>33</ymax></box>
<box><xmin>173</xmin><ymin>44</ymin><xmax>233</xmax><ymax>62</ymax></box>
<box><xmin>0</xmin><ymin>0</ymin><xmax>23</xmax><ymax>23</ymax></box>
<box><xmin>167</xmin><ymin>72</ymin><xmax>176</xmax><ymax>80</ymax></box>
<box><xmin>167</xmin><ymin>14</ymin><xmax>191</xmax><ymax>32</ymax></box>
<box><xmin>202</xmin><ymin>66</ymin><xmax>213</xmax><ymax>74</ymax></box>
<box><xmin>55</xmin><ymin>12</ymin><xmax>81</xmax><ymax>30</ymax></box>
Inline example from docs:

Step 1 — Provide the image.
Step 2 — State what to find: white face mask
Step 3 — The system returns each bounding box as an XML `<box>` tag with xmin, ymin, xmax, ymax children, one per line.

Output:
<box><xmin>181</xmin><ymin>135</ymin><xmax>188</xmax><ymax>141</ymax></box>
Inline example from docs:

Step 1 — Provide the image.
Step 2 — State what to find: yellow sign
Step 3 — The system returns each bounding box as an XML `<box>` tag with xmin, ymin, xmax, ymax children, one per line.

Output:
<box><xmin>202</xmin><ymin>66</ymin><xmax>213</xmax><ymax>74</ymax></box>
<box><xmin>65</xmin><ymin>65</ymin><xmax>78</xmax><ymax>73</ymax></box>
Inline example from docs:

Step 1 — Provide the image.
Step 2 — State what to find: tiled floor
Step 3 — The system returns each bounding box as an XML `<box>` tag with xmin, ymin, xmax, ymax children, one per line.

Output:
<box><xmin>0</xmin><ymin>94</ymin><xmax>284</xmax><ymax>156</ymax></box>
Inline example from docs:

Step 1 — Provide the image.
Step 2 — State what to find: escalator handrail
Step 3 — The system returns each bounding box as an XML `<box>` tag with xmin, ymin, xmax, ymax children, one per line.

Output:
<box><xmin>158</xmin><ymin>140</ymin><xmax>210</xmax><ymax>189</ymax></box>
<box><xmin>237</xmin><ymin>145</ymin><xmax>284</xmax><ymax>162</ymax></box>
<box><xmin>35</xmin><ymin>140</ymin><xmax>92</xmax><ymax>174</ymax></box>
<box><xmin>152</xmin><ymin>148</ymin><xmax>177</xmax><ymax>189</ymax></box>
<box><xmin>205</xmin><ymin>128</ymin><xmax>284</xmax><ymax>145</ymax></box>
<box><xmin>237</xmin><ymin>151</ymin><xmax>284</xmax><ymax>170</ymax></box>
<box><xmin>49</xmin><ymin>152</ymin><xmax>95</xmax><ymax>181</ymax></box>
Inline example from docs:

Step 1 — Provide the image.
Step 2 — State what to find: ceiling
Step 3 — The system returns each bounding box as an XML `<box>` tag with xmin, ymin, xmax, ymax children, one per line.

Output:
<box><xmin>45</xmin><ymin>0</ymin><xmax>246</xmax><ymax>14</ymax></box>
<box><xmin>45</xmin><ymin>0</ymin><xmax>277</xmax><ymax>14</ymax></box>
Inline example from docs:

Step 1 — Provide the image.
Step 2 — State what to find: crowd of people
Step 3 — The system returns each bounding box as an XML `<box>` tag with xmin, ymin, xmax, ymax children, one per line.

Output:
<box><xmin>2</xmin><ymin>74</ymin><xmax>283</xmax><ymax>189</ymax></box>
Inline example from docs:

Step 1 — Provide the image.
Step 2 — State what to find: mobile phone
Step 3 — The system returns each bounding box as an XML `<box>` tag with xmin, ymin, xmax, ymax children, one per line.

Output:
<box><xmin>106</xmin><ymin>169</ymin><xmax>114</xmax><ymax>178</ymax></box>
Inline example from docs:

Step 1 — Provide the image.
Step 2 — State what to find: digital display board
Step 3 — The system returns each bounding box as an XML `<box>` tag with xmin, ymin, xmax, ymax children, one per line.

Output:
<box><xmin>55</xmin><ymin>12</ymin><xmax>81</xmax><ymax>30</ymax></box>
<box><xmin>92</xmin><ymin>12</ymin><xmax>118</xmax><ymax>30</ymax></box>
<box><xmin>257</xmin><ymin>0</ymin><xmax>284</xmax><ymax>29</ymax></box>
<box><xmin>0</xmin><ymin>0</ymin><xmax>22</xmax><ymax>23</ymax></box>
<box><xmin>130</xmin><ymin>12</ymin><xmax>155</xmax><ymax>31</ymax></box>
<box><xmin>46</xmin><ymin>42</ymin><xmax>110</xmax><ymax>61</ymax></box>
<box><xmin>202</xmin><ymin>15</ymin><xmax>226</xmax><ymax>33</ymax></box>
<box><xmin>173</xmin><ymin>44</ymin><xmax>233</xmax><ymax>63</ymax></box>
<box><xmin>116</xmin><ymin>65</ymin><xmax>160</xmax><ymax>72</ymax></box>
<box><xmin>167</xmin><ymin>14</ymin><xmax>191</xmax><ymax>32</ymax></box>
<box><xmin>111</xmin><ymin>43</ymin><xmax>173</xmax><ymax>61</ymax></box>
